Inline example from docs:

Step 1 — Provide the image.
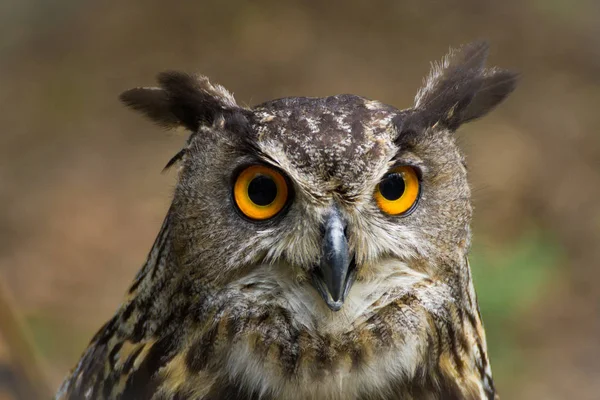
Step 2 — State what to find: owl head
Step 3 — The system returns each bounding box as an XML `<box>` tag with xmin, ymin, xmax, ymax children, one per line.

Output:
<box><xmin>121</xmin><ymin>41</ymin><xmax>516</xmax><ymax>312</ymax></box>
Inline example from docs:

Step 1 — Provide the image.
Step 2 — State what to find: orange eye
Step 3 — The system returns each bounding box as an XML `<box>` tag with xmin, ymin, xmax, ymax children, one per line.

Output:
<box><xmin>374</xmin><ymin>166</ymin><xmax>420</xmax><ymax>215</ymax></box>
<box><xmin>234</xmin><ymin>165</ymin><xmax>289</xmax><ymax>220</ymax></box>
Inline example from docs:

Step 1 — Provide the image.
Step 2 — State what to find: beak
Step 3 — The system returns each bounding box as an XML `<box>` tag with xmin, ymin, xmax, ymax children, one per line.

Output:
<box><xmin>311</xmin><ymin>207</ymin><xmax>356</xmax><ymax>311</ymax></box>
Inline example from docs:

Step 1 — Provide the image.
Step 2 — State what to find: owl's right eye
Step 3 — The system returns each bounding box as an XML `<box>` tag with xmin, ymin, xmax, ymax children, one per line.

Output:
<box><xmin>233</xmin><ymin>165</ymin><xmax>289</xmax><ymax>220</ymax></box>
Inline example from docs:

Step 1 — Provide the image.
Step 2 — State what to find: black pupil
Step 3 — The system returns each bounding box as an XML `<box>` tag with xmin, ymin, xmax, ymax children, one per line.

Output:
<box><xmin>380</xmin><ymin>173</ymin><xmax>405</xmax><ymax>200</ymax></box>
<box><xmin>248</xmin><ymin>174</ymin><xmax>278</xmax><ymax>206</ymax></box>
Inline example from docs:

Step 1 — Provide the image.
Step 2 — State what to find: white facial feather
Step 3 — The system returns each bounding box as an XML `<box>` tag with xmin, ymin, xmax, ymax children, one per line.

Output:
<box><xmin>223</xmin><ymin>259</ymin><xmax>452</xmax><ymax>399</ymax></box>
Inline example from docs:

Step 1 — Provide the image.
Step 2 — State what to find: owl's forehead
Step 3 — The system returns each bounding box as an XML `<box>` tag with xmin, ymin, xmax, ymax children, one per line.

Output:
<box><xmin>251</xmin><ymin>95</ymin><xmax>399</xmax><ymax>196</ymax></box>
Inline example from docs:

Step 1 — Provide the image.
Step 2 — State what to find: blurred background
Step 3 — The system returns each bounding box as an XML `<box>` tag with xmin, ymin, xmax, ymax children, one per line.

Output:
<box><xmin>0</xmin><ymin>0</ymin><xmax>599</xmax><ymax>398</ymax></box>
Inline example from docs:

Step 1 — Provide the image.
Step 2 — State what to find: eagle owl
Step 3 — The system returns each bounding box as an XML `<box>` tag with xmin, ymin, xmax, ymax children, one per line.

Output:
<box><xmin>56</xmin><ymin>42</ymin><xmax>517</xmax><ymax>399</ymax></box>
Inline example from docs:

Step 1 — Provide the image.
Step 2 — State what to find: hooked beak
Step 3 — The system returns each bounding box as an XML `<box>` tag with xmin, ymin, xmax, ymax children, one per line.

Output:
<box><xmin>310</xmin><ymin>207</ymin><xmax>356</xmax><ymax>312</ymax></box>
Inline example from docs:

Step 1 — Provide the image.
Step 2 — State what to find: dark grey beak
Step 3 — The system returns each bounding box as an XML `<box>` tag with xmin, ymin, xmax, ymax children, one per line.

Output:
<box><xmin>311</xmin><ymin>208</ymin><xmax>356</xmax><ymax>311</ymax></box>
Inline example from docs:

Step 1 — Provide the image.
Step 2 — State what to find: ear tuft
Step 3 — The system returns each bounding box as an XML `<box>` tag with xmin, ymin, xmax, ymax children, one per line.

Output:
<box><xmin>413</xmin><ymin>41</ymin><xmax>518</xmax><ymax>130</ymax></box>
<box><xmin>119</xmin><ymin>87</ymin><xmax>178</xmax><ymax>128</ymax></box>
<box><xmin>461</xmin><ymin>68</ymin><xmax>519</xmax><ymax>124</ymax></box>
<box><xmin>120</xmin><ymin>71</ymin><xmax>239</xmax><ymax>131</ymax></box>
<box><xmin>415</xmin><ymin>40</ymin><xmax>489</xmax><ymax>110</ymax></box>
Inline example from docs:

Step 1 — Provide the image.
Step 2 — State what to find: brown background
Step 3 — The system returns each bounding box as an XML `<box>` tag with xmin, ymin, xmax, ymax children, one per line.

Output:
<box><xmin>1</xmin><ymin>0</ymin><xmax>599</xmax><ymax>398</ymax></box>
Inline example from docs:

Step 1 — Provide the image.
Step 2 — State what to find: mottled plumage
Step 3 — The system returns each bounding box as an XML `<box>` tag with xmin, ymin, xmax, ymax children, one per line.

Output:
<box><xmin>57</xmin><ymin>41</ymin><xmax>517</xmax><ymax>400</ymax></box>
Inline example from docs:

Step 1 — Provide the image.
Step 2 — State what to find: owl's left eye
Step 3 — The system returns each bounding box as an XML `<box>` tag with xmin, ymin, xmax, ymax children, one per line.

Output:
<box><xmin>374</xmin><ymin>166</ymin><xmax>420</xmax><ymax>215</ymax></box>
<box><xmin>233</xmin><ymin>165</ymin><xmax>289</xmax><ymax>220</ymax></box>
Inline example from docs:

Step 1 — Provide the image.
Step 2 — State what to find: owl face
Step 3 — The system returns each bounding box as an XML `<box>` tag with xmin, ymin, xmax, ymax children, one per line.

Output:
<box><xmin>165</xmin><ymin>94</ymin><xmax>470</xmax><ymax>313</ymax></box>
<box><xmin>121</xmin><ymin>42</ymin><xmax>516</xmax><ymax>312</ymax></box>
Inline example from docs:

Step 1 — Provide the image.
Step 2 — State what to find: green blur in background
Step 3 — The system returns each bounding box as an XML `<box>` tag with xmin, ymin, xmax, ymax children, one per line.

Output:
<box><xmin>1</xmin><ymin>1</ymin><xmax>599</xmax><ymax>399</ymax></box>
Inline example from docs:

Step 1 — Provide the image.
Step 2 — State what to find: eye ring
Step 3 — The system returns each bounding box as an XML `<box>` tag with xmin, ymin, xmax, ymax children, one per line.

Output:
<box><xmin>233</xmin><ymin>165</ymin><xmax>289</xmax><ymax>220</ymax></box>
<box><xmin>374</xmin><ymin>166</ymin><xmax>420</xmax><ymax>215</ymax></box>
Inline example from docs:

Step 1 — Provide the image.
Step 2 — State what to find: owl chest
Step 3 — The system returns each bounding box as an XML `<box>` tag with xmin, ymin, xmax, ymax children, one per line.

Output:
<box><xmin>220</xmin><ymin>329</ymin><xmax>425</xmax><ymax>400</ymax></box>
<box><xmin>203</xmin><ymin>263</ymin><xmax>430</xmax><ymax>398</ymax></box>
<box><xmin>215</xmin><ymin>298</ymin><xmax>426</xmax><ymax>398</ymax></box>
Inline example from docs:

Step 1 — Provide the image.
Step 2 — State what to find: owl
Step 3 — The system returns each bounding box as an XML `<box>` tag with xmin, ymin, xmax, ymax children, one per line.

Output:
<box><xmin>56</xmin><ymin>41</ymin><xmax>516</xmax><ymax>400</ymax></box>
